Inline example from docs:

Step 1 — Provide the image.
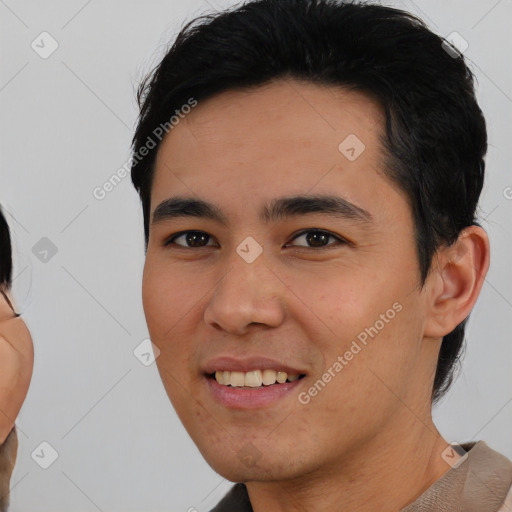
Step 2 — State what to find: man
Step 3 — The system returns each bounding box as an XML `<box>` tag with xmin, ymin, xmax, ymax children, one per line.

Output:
<box><xmin>130</xmin><ymin>0</ymin><xmax>512</xmax><ymax>510</ymax></box>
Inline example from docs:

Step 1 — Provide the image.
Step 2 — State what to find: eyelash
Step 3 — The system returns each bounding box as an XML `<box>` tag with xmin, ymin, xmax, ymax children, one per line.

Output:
<box><xmin>163</xmin><ymin>229</ymin><xmax>348</xmax><ymax>250</ymax></box>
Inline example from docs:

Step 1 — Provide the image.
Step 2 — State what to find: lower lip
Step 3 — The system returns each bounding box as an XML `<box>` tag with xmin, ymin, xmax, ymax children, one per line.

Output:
<box><xmin>205</xmin><ymin>375</ymin><xmax>305</xmax><ymax>409</ymax></box>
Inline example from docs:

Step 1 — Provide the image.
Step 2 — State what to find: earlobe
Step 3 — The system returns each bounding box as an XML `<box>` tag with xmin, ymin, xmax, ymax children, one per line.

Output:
<box><xmin>423</xmin><ymin>226</ymin><xmax>490</xmax><ymax>338</ymax></box>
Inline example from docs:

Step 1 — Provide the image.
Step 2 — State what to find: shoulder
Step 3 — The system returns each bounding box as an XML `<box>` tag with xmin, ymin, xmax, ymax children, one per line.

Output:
<box><xmin>209</xmin><ymin>483</ymin><xmax>252</xmax><ymax>512</ymax></box>
<box><xmin>461</xmin><ymin>441</ymin><xmax>512</xmax><ymax>511</ymax></box>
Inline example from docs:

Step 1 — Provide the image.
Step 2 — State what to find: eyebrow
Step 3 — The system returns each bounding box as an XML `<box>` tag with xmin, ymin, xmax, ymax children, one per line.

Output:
<box><xmin>151</xmin><ymin>194</ymin><xmax>373</xmax><ymax>227</ymax></box>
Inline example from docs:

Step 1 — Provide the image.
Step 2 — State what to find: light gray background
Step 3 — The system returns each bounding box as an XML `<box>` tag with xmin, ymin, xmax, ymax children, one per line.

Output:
<box><xmin>0</xmin><ymin>0</ymin><xmax>511</xmax><ymax>510</ymax></box>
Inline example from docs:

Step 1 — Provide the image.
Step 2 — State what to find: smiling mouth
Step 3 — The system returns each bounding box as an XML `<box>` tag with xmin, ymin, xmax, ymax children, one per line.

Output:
<box><xmin>207</xmin><ymin>371</ymin><xmax>307</xmax><ymax>387</ymax></box>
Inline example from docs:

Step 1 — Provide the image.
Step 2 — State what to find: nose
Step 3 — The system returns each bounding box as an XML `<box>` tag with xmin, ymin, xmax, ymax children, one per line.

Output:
<box><xmin>203</xmin><ymin>251</ymin><xmax>286</xmax><ymax>336</ymax></box>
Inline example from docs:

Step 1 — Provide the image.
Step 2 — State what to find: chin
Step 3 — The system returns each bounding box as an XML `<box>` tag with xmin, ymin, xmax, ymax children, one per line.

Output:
<box><xmin>200</xmin><ymin>444</ymin><xmax>307</xmax><ymax>483</ymax></box>
<box><xmin>208</xmin><ymin>461</ymin><xmax>291</xmax><ymax>483</ymax></box>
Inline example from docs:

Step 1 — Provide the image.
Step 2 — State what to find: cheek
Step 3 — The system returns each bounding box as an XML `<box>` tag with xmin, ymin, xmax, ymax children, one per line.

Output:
<box><xmin>141</xmin><ymin>265</ymin><xmax>165</xmax><ymax>336</ymax></box>
<box><xmin>308</xmin><ymin>272</ymin><xmax>382</xmax><ymax>340</ymax></box>
<box><xmin>142</xmin><ymin>258</ymin><xmax>199</xmax><ymax>334</ymax></box>
<box><xmin>141</xmin><ymin>258</ymin><xmax>209</xmax><ymax>378</ymax></box>
<box><xmin>309</xmin><ymin>269</ymin><xmax>421</xmax><ymax>385</ymax></box>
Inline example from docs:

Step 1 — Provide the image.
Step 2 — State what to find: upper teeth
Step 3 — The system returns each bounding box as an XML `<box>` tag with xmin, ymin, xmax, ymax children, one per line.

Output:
<box><xmin>214</xmin><ymin>369</ymin><xmax>301</xmax><ymax>387</ymax></box>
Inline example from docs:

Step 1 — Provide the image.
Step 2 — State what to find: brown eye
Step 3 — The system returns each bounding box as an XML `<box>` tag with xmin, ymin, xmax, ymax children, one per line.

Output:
<box><xmin>163</xmin><ymin>228</ymin><xmax>347</xmax><ymax>250</ymax></box>
<box><xmin>287</xmin><ymin>229</ymin><xmax>346</xmax><ymax>249</ymax></box>
<box><xmin>164</xmin><ymin>231</ymin><xmax>217</xmax><ymax>248</ymax></box>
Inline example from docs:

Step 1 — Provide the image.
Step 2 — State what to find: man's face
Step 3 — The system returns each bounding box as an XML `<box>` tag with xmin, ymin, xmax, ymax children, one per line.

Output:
<box><xmin>142</xmin><ymin>79</ymin><xmax>439</xmax><ymax>482</ymax></box>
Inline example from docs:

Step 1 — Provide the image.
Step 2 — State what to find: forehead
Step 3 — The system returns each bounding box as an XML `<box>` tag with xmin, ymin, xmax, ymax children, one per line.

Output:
<box><xmin>151</xmin><ymin>79</ymin><xmax>391</xmax><ymax>218</ymax></box>
<box><xmin>159</xmin><ymin>79</ymin><xmax>383</xmax><ymax>151</ymax></box>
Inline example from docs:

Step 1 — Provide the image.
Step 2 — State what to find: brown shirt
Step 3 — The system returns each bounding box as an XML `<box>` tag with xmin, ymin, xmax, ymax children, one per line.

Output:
<box><xmin>210</xmin><ymin>441</ymin><xmax>512</xmax><ymax>512</ymax></box>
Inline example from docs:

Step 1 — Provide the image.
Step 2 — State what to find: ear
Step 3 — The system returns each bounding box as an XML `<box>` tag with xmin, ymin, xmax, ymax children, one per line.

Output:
<box><xmin>423</xmin><ymin>226</ymin><xmax>490</xmax><ymax>338</ymax></box>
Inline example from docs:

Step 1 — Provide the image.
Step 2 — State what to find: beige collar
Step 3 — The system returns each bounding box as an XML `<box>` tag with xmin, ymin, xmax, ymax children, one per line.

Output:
<box><xmin>401</xmin><ymin>441</ymin><xmax>512</xmax><ymax>512</ymax></box>
<box><xmin>211</xmin><ymin>441</ymin><xmax>512</xmax><ymax>512</ymax></box>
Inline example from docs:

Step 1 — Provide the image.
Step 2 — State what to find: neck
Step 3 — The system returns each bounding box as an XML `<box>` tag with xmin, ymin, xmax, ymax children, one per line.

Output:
<box><xmin>246</xmin><ymin>414</ymin><xmax>451</xmax><ymax>512</ymax></box>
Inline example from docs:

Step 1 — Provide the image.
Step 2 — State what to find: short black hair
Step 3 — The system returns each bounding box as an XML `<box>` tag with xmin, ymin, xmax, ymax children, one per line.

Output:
<box><xmin>130</xmin><ymin>0</ymin><xmax>487</xmax><ymax>405</ymax></box>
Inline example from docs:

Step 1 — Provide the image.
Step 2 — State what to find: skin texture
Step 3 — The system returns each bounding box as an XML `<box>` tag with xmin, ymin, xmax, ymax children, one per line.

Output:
<box><xmin>142</xmin><ymin>79</ymin><xmax>490</xmax><ymax>512</ymax></box>
<box><xmin>0</xmin><ymin>289</ymin><xmax>33</xmax><ymax>510</ymax></box>
<box><xmin>0</xmin><ymin>290</ymin><xmax>33</xmax><ymax>443</ymax></box>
